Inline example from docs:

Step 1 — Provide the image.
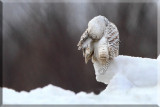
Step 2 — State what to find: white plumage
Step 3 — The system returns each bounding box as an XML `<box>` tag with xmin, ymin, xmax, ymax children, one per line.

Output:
<box><xmin>77</xmin><ymin>15</ymin><xmax>119</xmax><ymax>74</ymax></box>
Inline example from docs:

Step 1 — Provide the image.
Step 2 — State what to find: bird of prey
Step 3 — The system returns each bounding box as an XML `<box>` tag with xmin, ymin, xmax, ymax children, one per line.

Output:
<box><xmin>77</xmin><ymin>15</ymin><xmax>119</xmax><ymax>65</ymax></box>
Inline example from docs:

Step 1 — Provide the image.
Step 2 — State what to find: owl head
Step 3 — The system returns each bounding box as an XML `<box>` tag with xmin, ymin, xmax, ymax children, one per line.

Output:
<box><xmin>87</xmin><ymin>15</ymin><xmax>109</xmax><ymax>40</ymax></box>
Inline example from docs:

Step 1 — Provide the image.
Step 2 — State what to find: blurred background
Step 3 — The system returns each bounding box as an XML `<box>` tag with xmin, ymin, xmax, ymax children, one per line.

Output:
<box><xmin>2</xmin><ymin>1</ymin><xmax>157</xmax><ymax>94</ymax></box>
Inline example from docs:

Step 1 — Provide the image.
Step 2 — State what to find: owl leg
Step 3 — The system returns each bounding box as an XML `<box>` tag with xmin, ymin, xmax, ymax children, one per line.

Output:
<box><xmin>97</xmin><ymin>37</ymin><xmax>110</xmax><ymax>64</ymax></box>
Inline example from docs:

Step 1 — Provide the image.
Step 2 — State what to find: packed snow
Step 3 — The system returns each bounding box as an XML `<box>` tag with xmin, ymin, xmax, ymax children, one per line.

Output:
<box><xmin>3</xmin><ymin>55</ymin><xmax>160</xmax><ymax>104</ymax></box>
<box><xmin>94</xmin><ymin>55</ymin><xmax>158</xmax><ymax>86</ymax></box>
<box><xmin>3</xmin><ymin>84</ymin><xmax>158</xmax><ymax>104</ymax></box>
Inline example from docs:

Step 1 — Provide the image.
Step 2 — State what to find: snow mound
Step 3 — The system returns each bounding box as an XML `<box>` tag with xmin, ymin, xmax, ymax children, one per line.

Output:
<box><xmin>3</xmin><ymin>84</ymin><xmax>158</xmax><ymax>104</ymax></box>
<box><xmin>3</xmin><ymin>55</ymin><xmax>159</xmax><ymax>104</ymax></box>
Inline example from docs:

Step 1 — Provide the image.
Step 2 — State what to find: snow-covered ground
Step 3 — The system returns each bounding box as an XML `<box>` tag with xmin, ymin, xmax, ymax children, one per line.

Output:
<box><xmin>3</xmin><ymin>55</ymin><xmax>160</xmax><ymax>104</ymax></box>
<box><xmin>3</xmin><ymin>84</ymin><xmax>158</xmax><ymax>104</ymax></box>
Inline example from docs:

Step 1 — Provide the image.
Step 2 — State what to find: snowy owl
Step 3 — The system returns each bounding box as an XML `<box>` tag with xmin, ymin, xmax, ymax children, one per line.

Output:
<box><xmin>77</xmin><ymin>15</ymin><xmax>119</xmax><ymax>74</ymax></box>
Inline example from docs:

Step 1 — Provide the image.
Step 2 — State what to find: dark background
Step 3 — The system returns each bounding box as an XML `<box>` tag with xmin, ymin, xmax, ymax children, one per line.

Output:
<box><xmin>0</xmin><ymin>1</ymin><xmax>2</xmax><ymax>88</ymax></box>
<box><xmin>2</xmin><ymin>2</ymin><xmax>157</xmax><ymax>94</ymax></box>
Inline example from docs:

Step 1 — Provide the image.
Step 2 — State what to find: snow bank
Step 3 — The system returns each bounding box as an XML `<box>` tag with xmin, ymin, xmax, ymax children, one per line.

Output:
<box><xmin>3</xmin><ymin>55</ymin><xmax>159</xmax><ymax>104</ymax></box>
<box><xmin>3</xmin><ymin>84</ymin><xmax>158</xmax><ymax>104</ymax></box>
<box><xmin>158</xmin><ymin>55</ymin><xmax>160</xmax><ymax>106</ymax></box>
<box><xmin>94</xmin><ymin>55</ymin><xmax>157</xmax><ymax>86</ymax></box>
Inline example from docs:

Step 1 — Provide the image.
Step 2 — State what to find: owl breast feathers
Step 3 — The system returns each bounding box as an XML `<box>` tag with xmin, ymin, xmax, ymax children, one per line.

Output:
<box><xmin>77</xmin><ymin>15</ymin><xmax>119</xmax><ymax>64</ymax></box>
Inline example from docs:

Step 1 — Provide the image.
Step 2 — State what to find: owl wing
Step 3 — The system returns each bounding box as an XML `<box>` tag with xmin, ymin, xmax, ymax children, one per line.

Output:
<box><xmin>105</xmin><ymin>22</ymin><xmax>119</xmax><ymax>59</ymax></box>
<box><xmin>77</xmin><ymin>30</ymin><xmax>94</xmax><ymax>63</ymax></box>
<box><xmin>77</xmin><ymin>30</ymin><xmax>89</xmax><ymax>50</ymax></box>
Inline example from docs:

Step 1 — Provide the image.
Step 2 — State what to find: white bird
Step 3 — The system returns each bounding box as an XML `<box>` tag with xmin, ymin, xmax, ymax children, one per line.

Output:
<box><xmin>77</xmin><ymin>15</ymin><xmax>119</xmax><ymax>67</ymax></box>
